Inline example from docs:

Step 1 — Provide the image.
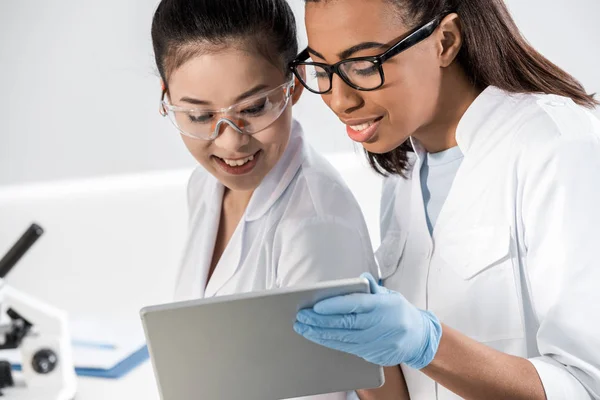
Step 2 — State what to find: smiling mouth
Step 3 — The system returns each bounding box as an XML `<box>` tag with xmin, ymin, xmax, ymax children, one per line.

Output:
<box><xmin>347</xmin><ymin>116</ymin><xmax>384</xmax><ymax>131</ymax></box>
<box><xmin>213</xmin><ymin>150</ymin><xmax>262</xmax><ymax>176</ymax></box>
<box><xmin>219</xmin><ymin>154</ymin><xmax>255</xmax><ymax>167</ymax></box>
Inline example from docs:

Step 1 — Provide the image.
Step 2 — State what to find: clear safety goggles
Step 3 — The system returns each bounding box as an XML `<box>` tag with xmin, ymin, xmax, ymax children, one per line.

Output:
<box><xmin>159</xmin><ymin>79</ymin><xmax>295</xmax><ymax>140</ymax></box>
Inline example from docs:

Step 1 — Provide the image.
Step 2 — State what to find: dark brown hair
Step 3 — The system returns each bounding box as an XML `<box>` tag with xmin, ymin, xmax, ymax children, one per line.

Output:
<box><xmin>151</xmin><ymin>0</ymin><xmax>298</xmax><ymax>85</ymax></box>
<box><xmin>306</xmin><ymin>0</ymin><xmax>598</xmax><ymax>176</ymax></box>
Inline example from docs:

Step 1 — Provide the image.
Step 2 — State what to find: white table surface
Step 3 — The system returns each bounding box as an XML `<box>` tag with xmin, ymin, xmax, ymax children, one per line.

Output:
<box><xmin>4</xmin><ymin>360</ymin><xmax>159</xmax><ymax>399</ymax></box>
<box><xmin>75</xmin><ymin>361</ymin><xmax>159</xmax><ymax>400</ymax></box>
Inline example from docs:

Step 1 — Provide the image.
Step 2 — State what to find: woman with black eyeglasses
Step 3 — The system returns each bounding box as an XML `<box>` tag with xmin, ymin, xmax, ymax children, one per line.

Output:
<box><xmin>291</xmin><ymin>0</ymin><xmax>600</xmax><ymax>399</ymax></box>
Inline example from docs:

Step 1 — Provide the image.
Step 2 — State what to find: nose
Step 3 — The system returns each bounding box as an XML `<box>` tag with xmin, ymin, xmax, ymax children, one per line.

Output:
<box><xmin>327</xmin><ymin>74</ymin><xmax>364</xmax><ymax>115</ymax></box>
<box><xmin>212</xmin><ymin>121</ymin><xmax>250</xmax><ymax>152</ymax></box>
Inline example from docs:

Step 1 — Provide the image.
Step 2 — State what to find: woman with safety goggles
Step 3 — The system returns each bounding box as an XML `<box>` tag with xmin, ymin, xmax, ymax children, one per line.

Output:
<box><xmin>151</xmin><ymin>2</ymin><xmax>377</xmax><ymax>398</ymax></box>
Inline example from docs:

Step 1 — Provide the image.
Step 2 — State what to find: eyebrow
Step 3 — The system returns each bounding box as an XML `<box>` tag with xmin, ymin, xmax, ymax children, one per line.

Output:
<box><xmin>307</xmin><ymin>42</ymin><xmax>388</xmax><ymax>62</ymax></box>
<box><xmin>179</xmin><ymin>96</ymin><xmax>210</xmax><ymax>106</ymax></box>
<box><xmin>306</xmin><ymin>47</ymin><xmax>326</xmax><ymax>60</ymax></box>
<box><xmin>234</xmin><ymin>84</ymin><xmax>270</xmax><ymax>102</ymax></box>
<box><xmin>178</xmin><ymin>84</ymin><xmax>270</xmax><ymax>106</ymax></box>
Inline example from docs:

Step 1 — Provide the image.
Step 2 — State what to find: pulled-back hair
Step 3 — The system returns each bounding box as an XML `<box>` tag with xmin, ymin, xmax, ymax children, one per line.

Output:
<box><xmin>152</xmin><ymin>0</ymin><xmax>298</xmax><ymax>84</ymax></box>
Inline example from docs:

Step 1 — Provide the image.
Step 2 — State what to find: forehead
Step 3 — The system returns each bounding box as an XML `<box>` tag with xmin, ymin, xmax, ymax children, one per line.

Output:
<box><xmin>167</xmin><ymin>48</ymin><xmax>285</xmax><ymax>104</ymax></box>
<box><xmin>304</xmin><ymin>0</ymin><xmax>406</xmax><ymax>61</ymax></box>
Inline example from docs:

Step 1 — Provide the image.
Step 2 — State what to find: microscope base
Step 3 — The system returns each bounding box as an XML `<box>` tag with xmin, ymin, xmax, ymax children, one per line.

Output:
<box><xmin>0</xmin><ymin>372</ymin><xmax>76</xmax><ymax>400</ymax></box>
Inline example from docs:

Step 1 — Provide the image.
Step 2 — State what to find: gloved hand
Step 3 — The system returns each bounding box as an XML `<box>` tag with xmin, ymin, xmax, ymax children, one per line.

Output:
<box><xmin>294</xmin><ymin>273</ymin><xmax>442</xmax><ymax>369</ymax></box>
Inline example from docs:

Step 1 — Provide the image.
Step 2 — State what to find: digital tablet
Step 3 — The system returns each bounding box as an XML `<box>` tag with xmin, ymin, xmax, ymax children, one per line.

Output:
<box><xmin>140</xmin><ymin>277</ymin><xmax>384</xmax><ymax>400</ymax></box>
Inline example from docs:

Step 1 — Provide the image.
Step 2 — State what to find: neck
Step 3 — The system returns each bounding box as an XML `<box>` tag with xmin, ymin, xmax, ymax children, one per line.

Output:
<box><xmin>222</xmin><ymin>187</ymin><xmax>254</xmax><ymax>215</ymax></box>
<box><xmin>414</xmin><ymin>64</ymin><xmax>482</xmax><ymax>153</ymax></box>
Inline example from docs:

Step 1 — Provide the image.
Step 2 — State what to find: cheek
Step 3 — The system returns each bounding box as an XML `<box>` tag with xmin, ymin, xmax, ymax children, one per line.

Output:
<box><xmin>253</xmin><ymin>110</ymin><xmax>292</xmax><ymax>162</ymax></box>
<box><xmin>381</xmin><ymin>58</ymin><xmax>440</xmax><ymax>122</ymax></box>
<box><xmin>319</xmin><ymin>93</ymin><xmax>332</xmax><ymax>109</ymax></box>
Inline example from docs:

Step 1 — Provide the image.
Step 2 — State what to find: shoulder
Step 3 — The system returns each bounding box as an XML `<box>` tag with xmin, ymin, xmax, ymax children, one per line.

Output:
<box><xmin>285</xmin><ymin>142</ymin><xmax>364</xmax><ymax>221</ymax></box>
<box><xmin>492</xmin><ymin>94</ymin><xmax>600</xmax><ymax>195</ymax></box>
<box><xmin>509</xmin><ymin>94</ymin><xmax>600</xmax><ymax>170</ymax></box>
<box><xmin>511</xmin><ymin>93</ymin><xmax>600</xmax><ymax>146</ymax></box>
<box><xmin>270</xmin><ymin>143</ymin><xmax>373</xmax><ymax>243</ymax></box>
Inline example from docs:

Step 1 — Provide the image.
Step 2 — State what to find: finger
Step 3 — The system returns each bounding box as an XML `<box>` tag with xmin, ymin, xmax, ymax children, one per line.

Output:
<box><xmin>297</xmin><ymin>309</ymin><xmax>376</xmax><ymax>330</ymax></box>
<box><xmin>294</xmin><ymin>327</ymin><xmax>362</xmax><ymax>355</ymax></box>
<box><xmin>301</xmin><ymin>337</ymin><xmax>364</xmax><ymax>358</ymax></box>
<box><xmin>361</xmin><ymin>272</ymin><xmax>389</xmax><ymax>295</ymax></box>
<box><xmin>361</xmin><ymin>272</ymin><xmax>379</xmax><ymax>294</ymax></box>
<box><xmin>294</xmin><ymin>322</ymin><xmax>360</xmax><ymax>344</ymax></box>
<box><xmin>313</xmin><ymin>293</ymin><xmax>378</xmax><ymax>315</ymax></box>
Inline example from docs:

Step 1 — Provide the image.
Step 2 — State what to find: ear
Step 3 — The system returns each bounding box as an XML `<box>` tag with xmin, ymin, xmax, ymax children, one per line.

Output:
<box><xmin>291</xmin><ymin>65</ymin><xmax>305</xmax><ymax>105</ymax></box>
<box><xmin>160</xmin><ymin>79</ymin><xmax>168</xmax><ymax>97</ymax></box>
<box><xmin>159</xmin><ymin>79</ymin><xmax>168</xmax><ymax>115</ymax></box>
<box><xmin>436</xmin><ymin>13</ymin><xmax>462</xmax><ymax>68</ymax></box>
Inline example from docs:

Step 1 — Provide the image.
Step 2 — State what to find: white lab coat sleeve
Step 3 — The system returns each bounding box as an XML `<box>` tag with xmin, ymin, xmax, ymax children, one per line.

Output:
<box><xmin>274</xmin><ymin>216</ymin><xmax>374</xmax><ymax>400</ymax></box>
<box><xmin>274</xmin><ymin>215</ymin><xmax>378</xmax><ymax>290</ymax></box>
<box><xmin>520</xmin><ymin>128</ymin><xmax>600</xmax><ymax>399</ymax></box>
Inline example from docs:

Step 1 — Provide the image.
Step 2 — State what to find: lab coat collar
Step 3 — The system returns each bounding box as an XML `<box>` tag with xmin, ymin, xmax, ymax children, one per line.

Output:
<box><xmin>244</xmin><ymin>119</ymin><xmax>305</xmax><ymax>222</ymax></box>
<box><xmin>454</xmin><ymin>86</ymin><xmax>509</xmax><ymax>155</ymax></box>
<box><xmin>409</xmin><ymin>136</ymin><xmax>426</xmax><ymax>162</ymax></box>
<box><xmin>403</xmin><ymin>87</ymin><xmax>509</xmax><ymax>241</ymax></box>
<box><xmin>429</xmin><ymin>86</ymin><xmax>513</xmax><ymax>235</ymax></box>
<box><xmin>410</xmin><ymin>86</ymin><xmax>509</xmax><ymax>158</ymax></box>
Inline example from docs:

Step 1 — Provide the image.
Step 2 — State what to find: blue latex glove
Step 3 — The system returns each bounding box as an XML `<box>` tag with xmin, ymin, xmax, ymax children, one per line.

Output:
<box><xmin>294</xmin><ymin>273</ymin><xmax>442</xmax><ymax>369</ymax></box>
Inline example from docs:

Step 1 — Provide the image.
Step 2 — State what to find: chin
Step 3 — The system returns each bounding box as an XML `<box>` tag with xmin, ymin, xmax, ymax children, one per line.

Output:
<box><xmin>361</xmin><ymin>130</ymin><xmax>411</xmax><ymax>155</ymax></box>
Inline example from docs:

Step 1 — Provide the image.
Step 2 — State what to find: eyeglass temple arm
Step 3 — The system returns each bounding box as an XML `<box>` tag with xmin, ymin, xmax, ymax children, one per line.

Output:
<box><xmin>378</xmin><ymin>18</ymin><xmax>441</xmax><ymax>63</ymax></box>
<box><xmin>291</xmin><ymin>48</ymin><xmax>310</xmax><ymax>66</ymax></box>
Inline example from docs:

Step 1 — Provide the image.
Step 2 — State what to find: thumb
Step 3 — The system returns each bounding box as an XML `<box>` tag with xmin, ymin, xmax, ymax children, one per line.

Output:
<box><xmin>360</xmin><ymin>272</ymin><xmax>388</xmax><ymax>295</ymax></box>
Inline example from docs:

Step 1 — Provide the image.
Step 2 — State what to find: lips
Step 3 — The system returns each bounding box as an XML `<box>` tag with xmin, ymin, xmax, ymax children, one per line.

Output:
<box><xmin>344</xmin><ymin>116</ymin><xmax>384</xmax><ymax>143</ymax></box>
<box><xmin>213</xmin><ymin>150</ymin><xmax>261</xmax><ymax>176</ymax></box>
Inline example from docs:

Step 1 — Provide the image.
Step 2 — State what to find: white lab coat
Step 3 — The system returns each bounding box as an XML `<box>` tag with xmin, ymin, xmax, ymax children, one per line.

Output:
<box><xmin>175</xmin><ymin>120</ymin><xmax>378</xmax><ymax>400</ymax></box>
<box><xmin>377</xmin><ymin>86</ymin><xmax>600</xmax><ymax>399</ymax></box>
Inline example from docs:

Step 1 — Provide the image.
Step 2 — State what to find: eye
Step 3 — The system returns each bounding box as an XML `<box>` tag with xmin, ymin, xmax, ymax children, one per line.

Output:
<box><xmin>312</xmin><ymin>69</ymin><xmax>329</xmax><ymax>79</ymax></box>
<box><xmin>241</xmin><ymin>100</ymin><xmax>267</xmax><ymax>116</ymax></box>
<box><xmin>352</xmin><ymin>64</ymin><xmax>378</xmax><ymax>77</ymax></box>
<box><xmin>188</xmin><ymin>112</ymin><xmax>214</xmax><ymax>124</ymax></box>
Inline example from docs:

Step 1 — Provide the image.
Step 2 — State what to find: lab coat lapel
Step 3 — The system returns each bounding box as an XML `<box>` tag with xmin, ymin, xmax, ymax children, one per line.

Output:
<box><xmin>406</xmin><ymin>138</ymin><xmax>429</xmax><ymax>241</ymax></box>
<box><xmin>382</xmin><ymin>140</ymin><xmax>432</xmax><ymax>309</ymax></box>
<box><xmin>203</xmin><ymin>218</ymin><xmax>244</xmax><ymax>298</ymax></box>
<box><xmin>406</xmin><ymin>140</ymin><xmax>433</xmax><ymax>273</ymax></box>
<box><xmin>175</xmin><ymin>175</ymin><xmax>223</xmax><ymax>300</ymax></box>
<box><xmin>204</xmin><ymin>119</ymin><xmax>305</xmax><ymax>297</ymax></box>
<box><xmin>376</xmin><ymin>145</ymin><xmax>428</xmax><ymax>281</ymax></box>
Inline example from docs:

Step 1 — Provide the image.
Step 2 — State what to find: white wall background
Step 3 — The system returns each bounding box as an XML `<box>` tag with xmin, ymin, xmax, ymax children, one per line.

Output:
<box><xmin>1</xmin><ymin>0</ymin><xmax>599</xmax><ymax>186</ymax></box>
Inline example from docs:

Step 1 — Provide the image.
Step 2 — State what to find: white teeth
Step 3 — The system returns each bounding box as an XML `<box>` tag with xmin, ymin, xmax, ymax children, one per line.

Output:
<box><xmin>222</xmin><ymin>154</ymin><xmax>254</xmax><ymax>167</ymax></box>
<box><xmin>349</xmin><ymin>120</ymin><xmax>377</xmax><ymax>131</ymax></box>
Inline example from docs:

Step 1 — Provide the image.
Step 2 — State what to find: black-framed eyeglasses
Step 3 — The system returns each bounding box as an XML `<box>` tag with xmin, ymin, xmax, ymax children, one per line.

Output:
<box><xmin>290</xmin><ymin>16</ymin><xmax>443</xmax><ymax>94</ymax></box>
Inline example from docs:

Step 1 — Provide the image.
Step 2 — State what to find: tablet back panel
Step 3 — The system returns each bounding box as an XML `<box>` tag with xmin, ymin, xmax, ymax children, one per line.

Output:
<box><xmin>141</xmin><ymin>278</ymin><xmax>384</xmax><ymax>400</ymax></box>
